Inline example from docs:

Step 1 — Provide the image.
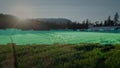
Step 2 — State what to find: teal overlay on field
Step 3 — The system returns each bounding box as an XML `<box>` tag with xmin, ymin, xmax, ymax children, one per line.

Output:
<box><xmin>0</xmin><ymin>29</ymin><xmax>120</xmax><ymax>45</ymax></box>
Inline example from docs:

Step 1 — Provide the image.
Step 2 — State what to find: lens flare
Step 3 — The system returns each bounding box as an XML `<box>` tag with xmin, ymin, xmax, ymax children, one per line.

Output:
<box><xmin>9</xmin><ymin>3</ymin><xmax>34</xmax><ymax>20</ymax></box>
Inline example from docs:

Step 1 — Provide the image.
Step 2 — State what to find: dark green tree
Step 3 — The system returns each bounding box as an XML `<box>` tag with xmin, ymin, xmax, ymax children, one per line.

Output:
<box><xmin>107</xmin><ymin>16</ymin><xmax>114</xmax><ymax>26</ymax></box>
<box><xmin>104</xmin><ymin>16</ymin><xmax>114</xmax><ymax>26</ymax></box>
<box><xmin>85</xmin><ymin>19</ymin><xmax>90</xmax><ymax>28</ymax></box>
<box><xmin>99</xmin><ymin>21</ymin><xmax>103</xmax><ymax>26</ymax></box>
<box><xmin>113</xmin><ymin>12</ymin><xmax>119</xmax><ymax>26</ymax></box>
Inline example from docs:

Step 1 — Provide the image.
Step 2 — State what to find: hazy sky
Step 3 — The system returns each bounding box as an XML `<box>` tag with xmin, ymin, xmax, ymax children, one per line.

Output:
<box><xmin>0</xmin><ymin>0</ymin><xmax>120</xmax><ymax>22</ymax></box>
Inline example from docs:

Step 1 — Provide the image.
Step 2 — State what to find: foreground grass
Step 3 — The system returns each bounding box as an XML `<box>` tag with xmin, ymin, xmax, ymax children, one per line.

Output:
<box><xmin>0</xmin><ymin>43</ymin><xmax>120</xmax><ymax>68</ymax></box>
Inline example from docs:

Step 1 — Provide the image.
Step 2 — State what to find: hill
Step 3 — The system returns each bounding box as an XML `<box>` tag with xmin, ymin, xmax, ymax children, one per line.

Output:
<box><xmin>0</xmin><ymin>14</ymin><xmax>73</xmax><ymax>30</ymax></box>
<box><xmin>35</xmin><ymin>18</ymin><xmax>72</xmax><ymax>23</ymax></box>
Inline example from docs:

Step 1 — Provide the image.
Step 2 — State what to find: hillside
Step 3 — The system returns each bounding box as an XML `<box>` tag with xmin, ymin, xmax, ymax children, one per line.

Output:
<box><xmin>0</xmin><ymin>14</ymin><xmax>73</xmax><ymax>30</ymax></box>
<box><xmin>35</xmin><ymin>18</ymin><xmax>72</xmax><ymax>23</ymax></box>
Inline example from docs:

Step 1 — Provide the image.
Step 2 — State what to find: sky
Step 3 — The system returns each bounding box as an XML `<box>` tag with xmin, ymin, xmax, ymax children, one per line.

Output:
<box><xmin>0</xmin><ymin>0</ymin><xmax>120</xmax><ymax>22</ymax></box>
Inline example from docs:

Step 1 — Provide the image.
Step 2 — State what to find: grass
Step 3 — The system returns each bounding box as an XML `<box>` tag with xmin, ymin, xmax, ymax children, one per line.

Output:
<box><xmin>0</xmin><ymin>43</ymin><xmax>120</xmax><ymax>68</ymax></box>
<box><xmin>1</xmin><ymin>30</ymin><xmax>120</xmax><ymax>45</ymax></box>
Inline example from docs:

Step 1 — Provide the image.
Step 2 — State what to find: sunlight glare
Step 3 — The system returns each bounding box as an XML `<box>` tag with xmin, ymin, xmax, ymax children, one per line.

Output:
<box><xmin>9</xmin><ymin>4</ymin><xmax>34</xmax><ymax>20</ymax></box>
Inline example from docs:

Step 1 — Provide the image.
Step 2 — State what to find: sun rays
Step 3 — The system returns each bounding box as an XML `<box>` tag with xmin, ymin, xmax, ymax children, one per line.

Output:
<box><xmin>9</xmin><ymin>2</ymin><xmax>34</xmax><ymax>20</ymax></box>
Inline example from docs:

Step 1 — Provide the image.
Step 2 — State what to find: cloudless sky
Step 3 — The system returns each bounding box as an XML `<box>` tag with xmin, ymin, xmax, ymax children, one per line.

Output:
<box><xmin>0</xmin><ymin>0</ymin><xmax>120</xmax><ymax>22</ymax></box>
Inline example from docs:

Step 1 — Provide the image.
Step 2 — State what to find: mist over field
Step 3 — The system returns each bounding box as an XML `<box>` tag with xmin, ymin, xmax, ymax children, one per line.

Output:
<box><xmin>0</xmin><ymin>29</ymin><xmax>120</xmax><ymax>45</ymax></box>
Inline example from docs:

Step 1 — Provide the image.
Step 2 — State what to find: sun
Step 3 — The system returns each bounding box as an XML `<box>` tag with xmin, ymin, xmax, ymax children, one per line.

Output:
<box><xmin>9</xmin><ymin>4</ymin><xmax>34</xmax><ymax>20</ymax></box>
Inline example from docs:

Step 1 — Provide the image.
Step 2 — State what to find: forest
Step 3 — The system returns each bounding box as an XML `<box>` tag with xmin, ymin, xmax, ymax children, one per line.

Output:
<box><xmin>0</xmin><ymin>12</ymin><xmax>119</xmax><ymax>30</ymax></box>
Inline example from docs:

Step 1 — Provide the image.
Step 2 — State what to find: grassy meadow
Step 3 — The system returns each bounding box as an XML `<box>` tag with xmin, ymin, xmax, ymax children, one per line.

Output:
<box><xmin>0</xmin><ymin>43</ymin><xmax>120</xmax><ymax>68</ymax></box>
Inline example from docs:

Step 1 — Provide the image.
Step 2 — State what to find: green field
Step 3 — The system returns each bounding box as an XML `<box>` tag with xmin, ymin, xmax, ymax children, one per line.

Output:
<box><xmin>0</xmin><ymin>44</ymin><xmax>120</xmax><ymax>68</ymax></box>
<box><xmin>0</xmin><ymin>30</ymin><xmax>120</xmax><ymax>68</ymax></box>
<box><xmin>0</xmin><ymin>29</ymin><xmax>120</xmax><ymax>45</ymax></box>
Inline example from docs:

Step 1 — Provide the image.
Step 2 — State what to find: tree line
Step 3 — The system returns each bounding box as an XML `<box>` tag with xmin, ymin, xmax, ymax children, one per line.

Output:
<box><xmin>70</xmin><ymin>12</ymin><xmax>120</xmax><ymax>30</ymax></box>
<box><xmin>0</xmin><ymin>12</ymin><xmax>119</xmax><ymax>30</ymax></box>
